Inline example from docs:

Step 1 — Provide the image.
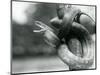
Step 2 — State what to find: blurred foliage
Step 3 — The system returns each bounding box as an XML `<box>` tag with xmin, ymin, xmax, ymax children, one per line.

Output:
<box><xmin>12</xmin><ymin>3</ymin><xmax>57</xmax><ymax>58</ymax></box>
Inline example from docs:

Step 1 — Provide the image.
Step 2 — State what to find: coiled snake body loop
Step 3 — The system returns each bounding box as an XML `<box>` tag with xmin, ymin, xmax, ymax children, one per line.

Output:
<box><xmin>58</xmin><ymin>22</ymin><xmax>94</xmax><ymax>70</ymax></box>
<box><xmin>33</xmin><ymin>20</ymin><xmax>94</xmax><ymax>70</ymax></box>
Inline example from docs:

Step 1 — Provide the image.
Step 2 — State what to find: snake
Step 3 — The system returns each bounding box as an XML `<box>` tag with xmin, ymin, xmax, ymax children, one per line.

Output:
<box><xmin>33</xmin><ymin>4</ymin><xmax>95</xmax><ymax>70</ymax></box>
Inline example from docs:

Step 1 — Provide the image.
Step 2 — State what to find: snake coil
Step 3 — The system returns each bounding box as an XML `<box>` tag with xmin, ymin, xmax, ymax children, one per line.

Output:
<box><xmin>58</xmin><ymin>22</ymin><xmax>94</xmax><ymax>70</ymax></box>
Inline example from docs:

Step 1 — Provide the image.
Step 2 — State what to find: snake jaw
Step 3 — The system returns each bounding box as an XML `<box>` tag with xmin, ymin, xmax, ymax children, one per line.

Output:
<box><xmin>33</xmin><ymin>21</ymin><xmax>46</xmax><ymax>33</ymax></box>
<box><xmin>33</xmin><ymin>21</ymin><xmax>53</xmax><ymax>33</ymax></box>
<box><xmin>33</xmin><ymin>28</ymin><xmax>46</xmax><ymax>33</ymax></box>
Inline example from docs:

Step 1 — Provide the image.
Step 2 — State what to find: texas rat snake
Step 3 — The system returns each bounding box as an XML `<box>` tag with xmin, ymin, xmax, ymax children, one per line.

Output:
<box><xmin>33</xmin><ymin>5</ymin><xmax>95</xmax><ymax>70</ymax></box>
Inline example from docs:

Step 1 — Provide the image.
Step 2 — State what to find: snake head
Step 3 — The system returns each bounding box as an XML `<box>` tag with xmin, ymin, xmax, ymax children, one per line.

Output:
<box><xmin>33</xmin><ymin>21</ymin><xmax>60</xmax><ymax>47</ymax></box>
<box><xmin>33</xmin><ymin>21</ymin><xmax>53</xmax><ymax>33</ymax></box>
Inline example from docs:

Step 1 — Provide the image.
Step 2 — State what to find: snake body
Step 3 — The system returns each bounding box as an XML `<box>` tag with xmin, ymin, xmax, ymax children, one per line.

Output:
<box><xmin>58</xmin><ymin>22</ymin><xmax>94</xmax><ymax>70</ymax></box>
<box><xmin>33</xmin><ymin>5</ymin><xmax>95</xmax><ymax>70</ymax></box>
<box><xmin>33</xmin><ymin>21</ymin><xmax>94</xmax><ymax>70</ymax></box>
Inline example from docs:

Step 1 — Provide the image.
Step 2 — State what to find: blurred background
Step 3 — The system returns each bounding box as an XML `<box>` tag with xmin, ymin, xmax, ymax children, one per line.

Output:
<box><xmin>12</xmin><ymin>1</ymin><xmax>95</xmax><ymax>74</ymax></box>
<box><xmin>12</xmin><ymin>1</ymin><xmax>58</xmax><ymax>57</ymax></box>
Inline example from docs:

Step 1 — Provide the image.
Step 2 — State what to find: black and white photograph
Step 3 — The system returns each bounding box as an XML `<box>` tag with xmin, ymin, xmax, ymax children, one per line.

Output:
<box><xmin>11</xmin><ymin>0</ymin><xmax>96</xmax><ymax>74</ymax></box>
